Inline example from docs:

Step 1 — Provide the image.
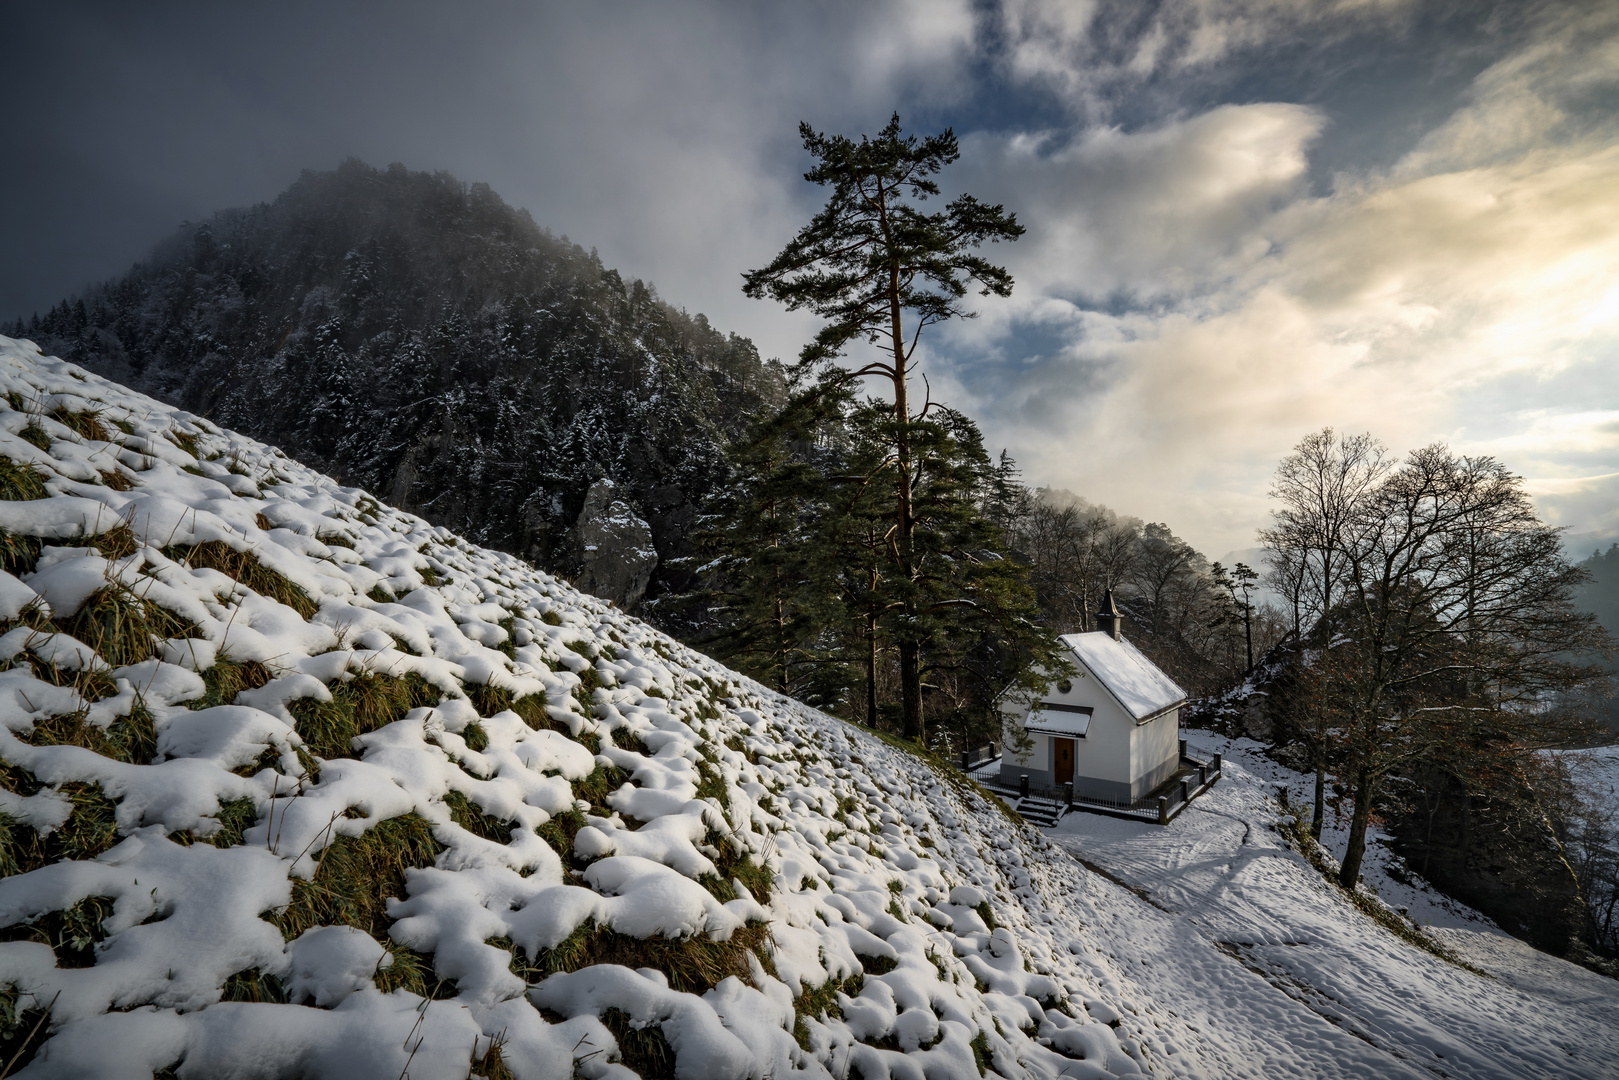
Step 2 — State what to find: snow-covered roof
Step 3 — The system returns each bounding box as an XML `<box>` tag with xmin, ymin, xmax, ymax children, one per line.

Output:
<box><xmin>1059</xmin><ymin>631</ymin><xmax>1187</xmax><ymax>721</ymax></box>
<box><xmin>1025</xmin><ymin>707</ymin><xmax>1092</xmax><ymax>737</ymax></box>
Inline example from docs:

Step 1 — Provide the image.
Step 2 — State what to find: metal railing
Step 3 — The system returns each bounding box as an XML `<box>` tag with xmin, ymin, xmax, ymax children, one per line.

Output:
<box><xmin>958</xmin><ymin>744</ymin><xmax>1000</xmax><ymax>770</ymax></box>
<box><xmin>990</xmin><ymin>750</ymin><xmax>1224</xmax><ymax>826</ymax></box>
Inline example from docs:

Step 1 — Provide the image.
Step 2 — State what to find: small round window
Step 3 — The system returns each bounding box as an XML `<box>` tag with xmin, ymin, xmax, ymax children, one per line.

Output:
<box><xmin>1056</xmin><ymin>679</ymin><xmax>1073</xmax><ymax>695</ymax></box>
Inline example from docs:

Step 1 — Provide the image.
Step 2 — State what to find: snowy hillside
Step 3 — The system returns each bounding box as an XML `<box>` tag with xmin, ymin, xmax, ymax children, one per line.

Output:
<box><xmin>1</xmin><ymin>333</ymin><xmax>1616</xmax><ymax>1080</ymax></box>
<box><xmin>0</xmin><ymin>335</ymin><xmax>1172</xmax><ymax>1078</ymax></box>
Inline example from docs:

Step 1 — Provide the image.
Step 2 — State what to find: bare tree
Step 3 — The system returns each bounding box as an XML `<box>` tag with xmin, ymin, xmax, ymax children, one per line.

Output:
<box><xmin>1260</xmin><ymin>428</ymin><xmax>1392</xmax><ymax>837</ymax></box>
<box><xmin>1318</xmin><ymin>445</ymin><xmax>1606</xmax><ymax>887</ymax></box>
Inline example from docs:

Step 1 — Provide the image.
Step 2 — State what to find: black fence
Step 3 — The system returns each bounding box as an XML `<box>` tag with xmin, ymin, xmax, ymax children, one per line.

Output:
<box><xmin>985</xmin><ymin>747</ymin><xmax>1223</xmax><ymax>826</ymax></box>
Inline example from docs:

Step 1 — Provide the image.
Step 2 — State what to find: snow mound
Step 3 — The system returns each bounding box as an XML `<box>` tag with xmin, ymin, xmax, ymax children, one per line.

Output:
<box><xmin>0</xmin><ymin>337</ymin><xmax>1174</xmax><ymax>1079</ymax></box>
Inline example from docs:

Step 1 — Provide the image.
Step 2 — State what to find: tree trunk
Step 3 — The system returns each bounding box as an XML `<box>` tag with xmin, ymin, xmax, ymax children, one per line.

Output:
<box><xmin>865</xmin><ymin>610</ymin><xmax>878</xmax><ymax>727</ymax></box>
<box><xmin>1339</xmin><ymin>767</ymin><xmax>1375</xmax><ymax>888</ymax></box>
<box><xmin>888</xmin><ymin>252</ymin><xmax>922</xmax><ymax>743</ymax></box>
<box><xmin>899</xmin><ymin>639</ymin><xmax>923</xmax><ymax>741</ymax></box>
<box><xmin>1311</xmin><ymin>759</ymin><xmax>1326</xmax><ymax>841</ymax></box>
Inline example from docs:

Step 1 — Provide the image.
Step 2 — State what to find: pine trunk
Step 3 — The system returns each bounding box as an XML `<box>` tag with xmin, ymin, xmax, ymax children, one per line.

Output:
<box><xmin>866</xmin><ymin>612</ymin><xmax>878</xmax><ymax>727</ymax></box>
<box><xmin>888</xmin><ymin>254</ymin><xmax>923</xmax><ymax>743</ymax></box>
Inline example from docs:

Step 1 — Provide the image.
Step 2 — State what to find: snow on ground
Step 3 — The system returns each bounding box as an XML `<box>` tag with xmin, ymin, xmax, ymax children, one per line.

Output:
<box><xmin>3</xmin><ymin>333</ymin><xmax>1615</xmax><ymax>1080</ymax></box>
<box><xmin>1042</xmin><ymin>735</ymin><xmax>1619</xmax><ymax>1079</ymax></box>
<box><xmin>0</xmin><ymin>336</ymin><xmax>1201</xmax><ymax>1079</ymax></box>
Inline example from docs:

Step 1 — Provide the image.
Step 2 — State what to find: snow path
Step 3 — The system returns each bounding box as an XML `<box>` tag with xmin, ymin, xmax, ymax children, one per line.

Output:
<box><xmin>1045</xmin><ymin>737</ymin><xmax>1619</xmax><ymax>1079</ymax></box>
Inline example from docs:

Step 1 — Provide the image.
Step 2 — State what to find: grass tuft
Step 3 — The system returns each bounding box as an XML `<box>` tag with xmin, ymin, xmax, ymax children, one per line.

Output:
<box><xmin>276</xmin><ymin>812</ymin><xmax>444</xmax><ymax>942</ymax></box>
<box><xmin>164</xmin><ymin>541</ymin><xmax>317</xmax><ymax>618</ymax></box>
<box><xmin>96</xmin><ymin>468</ymin><xmax>135</xmax><ymax>492</ymax></box>
<box><xmin>0</xmin><ymin>894</ymin><xmax>115</xmax><ymax>967</ymax></box>
<box><xmin>19</xmin><ymin>423</ymin><xmax>50</xmax><ymax>452</ymax></box>
<box><xmin>0</xmin><ymin>983</ymin><xmax>51</xmax><ymax>1076</ymax></box>
<box><xmin>444</xmin><ymin>790</ymin><xmax>512</xmax><ymax>843</ymax></box>
<box><xmin>602</xmin><ymin>1007</ymin><xmax>676</xmax><ymax>1079</ymax></box>
<box><xmin>24</xmin><ymin>698</ymin><xmax>156</xmax><ymax>765</ymax></box>
<box><xmin>47</xmin><ymin>406</ymin><xmax>109</xmax><ymax>443</ymax></box>
<box><xmin>288</xmin><ymin>671</ymin><xmax>438</xmax><ymax>760</ymax></box>
<box><xmin>0</xmin><ymin>456</ymin><xmax>48</xmax><ymax>502</ymax></box>
<box><xmin>467</xmin><ymin>683</ymin><xmax>512</xmax><ymax>719</ymax></box>
<box><xmin>0</xmin><ymin>781</ymin><xmax>121</xmax><ymax>876</ymax></box>
<box><xmin>573</xmin><ymin>763</ymin><xmax>630</xmax><ymax>816</ymax></box>
<box><xmin>58</xmin><ymin>583</ymin><xmax>194</xmax><ymax>668</ymax></box>
<box><xmin>189</xmin><ymin>655</ymin><xmax>274</xmax><ymax>710</ymax></box>
<box><xmin>532</xmin><ymin>918</ymin><xmax>774</xmax><ymax>996</ymax></box>
<box><xmin>220</xmin><ymin>967</ymin><xmax>289</xmax><ymax>1004</ymax></box>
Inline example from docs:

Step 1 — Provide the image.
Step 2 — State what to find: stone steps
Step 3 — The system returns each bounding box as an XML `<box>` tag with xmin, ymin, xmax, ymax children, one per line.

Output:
<box><xmin>1017</xmin><ymin>798</ymin><xmax>1064</xmax><ymax>827</ymax></box>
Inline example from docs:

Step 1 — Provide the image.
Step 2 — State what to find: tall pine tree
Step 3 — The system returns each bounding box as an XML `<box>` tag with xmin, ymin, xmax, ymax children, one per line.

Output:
<box><xmin>742</xmin><ymin>114</ymin><xmax>1025</xmax><ymax>742</ymax></box>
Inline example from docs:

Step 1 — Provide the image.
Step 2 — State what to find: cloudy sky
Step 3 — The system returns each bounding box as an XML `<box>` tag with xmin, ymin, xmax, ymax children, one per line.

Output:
<box><xmin>5</xmin><ymin>0</ymin><xmax>1617</xmax><ymax>559</ymax></box>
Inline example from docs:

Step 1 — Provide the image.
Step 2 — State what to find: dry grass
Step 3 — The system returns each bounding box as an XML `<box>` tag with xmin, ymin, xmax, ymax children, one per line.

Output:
<box><xmin>470</xmin><ymin>1030</ymin><xmax>517</xmax><ymax>1080</ymax></box>
<box><xmin>529</xmin><ymin>918</ymin><xmax>775</xmax><ymax>997</ymax></box>
<box><xmin>220</xmin><ymin>967</ymin><xmax>288</xmax><ymax>1004</ymax></box>
<box><xmin>189</xmin><ymin>656</ymin><xmax>273</xmax><ymax>710</ymax></box>
<box><xmin>0</xmin><ymin>456</ymin><xmax>48</xmax><ymax>502</ymax></box>
<box><xmin>23</xmin><ymin>699</ymin><xmax>156</xmax><ymax>766</ymax></box>
<box><xmin>0</xmin><ymin>779</ymin><xmax>120</xmax><ymax>879</ymax></box>
<box><xmin>275</xmin><ymin>812</ymin><xmax>444</xmax><ymax>942</ymax></box>
<box><xmin>602</xmin><ymin>1007</ymin><xmax>676</xmax><ymax>1079</ymax></box>
<box><xmin>96</xmin><ymin>468</ymin><xmax>135</xmax><ymax>492</ymax></box>
<box><xmin>58</xmin><ymin>583</ymin><xmax>194</xmax><ymax>668</ymax></box>
<box><xmin>47</xmin><ymin>406</ymin><xmax>109</xmax><ymax>443</ymax></box>
<box><xmin>288</xmin><ymin>671</ymin><xmax>438</xmax><ymax>760</ymax></box>
<box><xmin>18</xmin><ymin>423</ymin><xmax>50</xmax><ymax>452</ymax></box>
<box><xmin>164</xmin><ymin>541</ymin><xmax>317</xmax><ymax>619</ymax></box>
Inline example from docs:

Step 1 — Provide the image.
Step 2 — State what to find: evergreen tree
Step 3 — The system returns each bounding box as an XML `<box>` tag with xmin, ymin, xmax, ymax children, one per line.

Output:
<box><xmin>695</xmin><ymin>397</ymin><xmax>849</xmax><ymax>706</ymax></box>
<box><xmin>743</xmin><ymin>114</ymin><xmax>1024</xmax><ymax>742</ymax></box>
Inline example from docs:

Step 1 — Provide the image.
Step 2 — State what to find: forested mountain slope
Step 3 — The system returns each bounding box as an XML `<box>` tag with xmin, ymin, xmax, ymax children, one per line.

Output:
<box><xmin>1</xmin><ymin>337</ymin><xmax>1616</xmax><ymax>1078</ymax></box>
<box><xmin>7</xmin><ymin>161</ymin><xmax>784</xmax><ymax>613</ymax></box>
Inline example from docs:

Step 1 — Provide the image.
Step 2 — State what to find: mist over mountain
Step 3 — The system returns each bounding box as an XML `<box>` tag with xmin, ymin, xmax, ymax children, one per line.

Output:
<box><xmin>8</xmin><ymin>159</ymin><xmax>785</xmax><ymax>613</ymax></box>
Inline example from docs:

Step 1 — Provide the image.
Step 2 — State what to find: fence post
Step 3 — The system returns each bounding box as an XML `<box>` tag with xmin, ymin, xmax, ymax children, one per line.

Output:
<box><xmin>1180</xmin><ymin>778</ymin><xmax>1191</xmax><ymax>806</ymax></box>
<box><xmin>961</xmin><ymin>749</ymin><xmax>970</xmax><ymax>770</ymax></box>
<box><xmin>1063</xmin><ymin>781</ymin><xmax>1073</xmax><ymax>809</ymax></box>
<box><xmin>1158</xmin><ymin>796</ymin><xmax>1168</xmax><ymax>826</ymax></box>
<box><xmin>1213</xmin><ymin>752</ymin><xmax>1222</xmax><ymax>776</ymax></box>
<box><xmin>1019</xmin><ymin>774</ymin><xmax>1030</xmax><ymax>800</ymax></box>
<box><xmin>1179</xmin><ymin>737</ymin><xmax>1187</xmax><ymax>760</ymax></box>
<box><xmin>1198</xmin><ymin>765</ymin><xmax>1207</xmax><ymax>789</ymax></box>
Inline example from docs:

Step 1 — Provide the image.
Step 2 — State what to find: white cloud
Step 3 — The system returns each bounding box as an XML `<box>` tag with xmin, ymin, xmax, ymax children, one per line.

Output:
<box><xmin>995</xmin><ymin>0</ymin><xmax>1417</xmax><ymax>115</ymax></box>
<box><xmin>931</xmin><ymin>4</ymin><xmax>1619</xmax><ymax>555</ymax></box>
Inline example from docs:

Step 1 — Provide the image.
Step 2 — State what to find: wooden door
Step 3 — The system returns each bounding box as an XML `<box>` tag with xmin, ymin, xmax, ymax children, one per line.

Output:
<box><xmin>1054</xmin><ymin>738</ymin><xmax>1075</xmax><ymax>784</ymax></box>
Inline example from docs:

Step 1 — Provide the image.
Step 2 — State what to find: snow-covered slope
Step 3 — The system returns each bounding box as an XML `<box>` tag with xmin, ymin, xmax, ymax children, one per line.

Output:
<box><xmin>0</xmin><ymin>336</ymin><xmax>1178</xmax><ymax>1078</ymax></box>
<box><xmin>3</xmin><ymin>333</ymin><xmax>1616</xmax><ymax>1080</ymax></box>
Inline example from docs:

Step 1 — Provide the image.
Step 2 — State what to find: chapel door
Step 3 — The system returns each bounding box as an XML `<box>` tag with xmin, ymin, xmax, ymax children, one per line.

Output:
<box><xmin>1054</xmin><ymin>738</ymin><xmax>1075</xmax><ymax>785</ymax></box>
